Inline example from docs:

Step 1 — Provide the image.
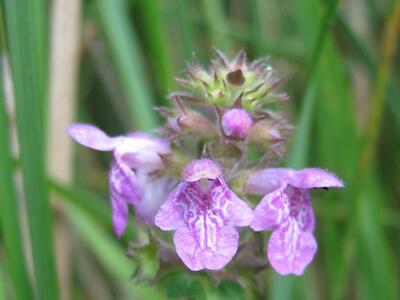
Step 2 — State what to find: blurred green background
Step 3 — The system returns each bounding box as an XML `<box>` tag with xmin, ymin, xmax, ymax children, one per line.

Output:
<box><xmin>1</xmin><ymin>0</ymin><xmax>399</xmax><ymax>299</ymax></box>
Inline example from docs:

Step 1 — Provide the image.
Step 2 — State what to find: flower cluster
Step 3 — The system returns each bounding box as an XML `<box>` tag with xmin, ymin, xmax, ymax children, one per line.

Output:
<box><xmin>68</xmin><ymin>50</ymin><xmax>343</xmax><ymax>276</ymax></box>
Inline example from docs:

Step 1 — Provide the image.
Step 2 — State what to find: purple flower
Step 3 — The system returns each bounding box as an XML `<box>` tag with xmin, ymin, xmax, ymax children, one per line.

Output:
<box><xmin>68</xmin><ymin>124</ymin><xmax>170</xmax><ymax>237</ymax></box>
<box><xmin>247</xmin><ymin>168</ymin><xmax>344</xmax><ymax>275</ymax></box>
<box><xmin>155</xmin><ymin>159</ymin><xmax>253</xmax><ymax>271</ymax></box>
<box><xmin>221</xmin><ymin>108</ymin><xmax>253</xmax><ymax>139</ymax></box>
<box><xmin>134</xmin><ymin>171</ymin><xmax>176</xmax><ymax>225</ymax></box>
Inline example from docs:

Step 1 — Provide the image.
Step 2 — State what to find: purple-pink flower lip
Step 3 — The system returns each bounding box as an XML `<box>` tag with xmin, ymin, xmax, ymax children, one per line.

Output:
<box><xmin>247</xmin><ymin>167</ymin><xmax>344</xmax><ymax>275</ymax></box>
<box><xmin>68</xmin><ymin>123</ymin><xmax>171</xmax><ymax>237</ymax></box>
<box><xmin>155</xmin><ymin>158</ymin><xmax>253</xmax><ymax>271</ymax></box>
<box><xmin>182</xmin><ymin>159</ymin><xmax>222</xmax><ymax>182</ymax></box>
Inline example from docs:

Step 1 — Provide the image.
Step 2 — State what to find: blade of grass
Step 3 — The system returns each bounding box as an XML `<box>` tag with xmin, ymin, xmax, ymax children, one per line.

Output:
<box><xmin>95</xmin><ymin>0</ymin><xmax>158</xmax><ymax>131</ymax></box>
<box><xmin>137</xmin><ymin>0</ymin><xmax>174</xmax><ymax>100</ymax></box>
<box><xmin>60</xmin><ymin>198</ymin><xmax>166</xmax><ymax>300</ymax></box>
<box><xmin>357</xmin><ymin>174</ymin><xmax>398</xmax><ymax>300</ymax></box>
<box><xmin>200</xmin><ymin>0</ymin><xmax>232</xmax><ymax>52</ymax></box>
<box><xmin>175</xmin><ymin>0</ymin><xmax>201</xmax><ymax>60</ymax></box>
<box><xmin>288</xmin><ymin>1</ymin><xmax>361</xmax><ymax>298</ymax></box>
<box><xmin>270</xmin><ymin>1</ymin><xmax>340</xmax><ymax>299</ymax></box>
<box><xmin>182</xmin><ymin>10</ymin><xmax>305</xmax><ymax>63</ymax></box>
<box><xmin>49</xmin><ymin>180</ymin><xmax>136</xmax><ymax>241</ymax></box>
<box><xmin>339</xmin><ymin>2</ymin><xmax>400</xmax><ymax>299</ymax></box>
<box><xmin>3</xmin><ymin>0</ymin><xmax>59</xmax><ymax>299</ymax></box>
<box><xmin>336</xmin><ymin>13</ymin><xmax>400</xmax><ymax>129</ymax></box>
<box><xmin>250</xmin><ymin>0</ymin><xmax>304</xmax><ymax>62</ymax></box>
<box><xmin>0</xmin><ymin>263</ymin><xmax>7</xmax><ymax>300</ymax></box>
<box><xmin>0</xmin><ymin>60</ymin><xmax>33</xmax><ymax>300</ymax></box>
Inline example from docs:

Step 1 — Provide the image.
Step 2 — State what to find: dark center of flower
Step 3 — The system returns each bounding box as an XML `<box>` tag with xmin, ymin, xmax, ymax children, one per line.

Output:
<box><xmin>227</xmin><ymin>69</ymin><xmax>245</xmax><ymax>86</ymax></box>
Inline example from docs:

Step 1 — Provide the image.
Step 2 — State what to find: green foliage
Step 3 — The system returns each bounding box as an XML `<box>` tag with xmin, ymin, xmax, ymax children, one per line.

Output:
<box><xmin>164</xmin><ymin>273</ymin><xmax>206</xmax><ymax>300</ymax></box>
<box><xmin>0</xmin><ymin>61</ymin><xmax>32</xmax><ymax>300</ymax></box>
<box><xmin>3</xmin><ymin>0</ymin><xmax>59</xmax><ymax>299</ymax></box>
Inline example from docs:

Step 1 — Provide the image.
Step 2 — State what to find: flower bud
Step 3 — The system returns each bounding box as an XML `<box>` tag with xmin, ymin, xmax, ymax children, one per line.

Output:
<box><xmin>248</xmin><ymin>120</ymin><xmax>285</xmax><ymax>145</ymax></box>
<box><xmin>221</xmin><ymin>109</ymin><xmax>253</xmax><ymax>139</ymax></box>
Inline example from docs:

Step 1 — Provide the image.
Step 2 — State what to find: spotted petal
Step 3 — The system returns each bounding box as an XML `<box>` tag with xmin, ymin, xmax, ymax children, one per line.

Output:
<box><xmin>267</xmin><ymin>218</ymin><xmax>317</xmax><ymax>275</ymax></box>
<box><xmin>68</xmin><ymin>124</ymin><xmax>120</xmax><ymax>151</ymax></box>
<box><xmin>222</xmin><ymin>189</ymin><xmax>253</xmax><ymax>227</ymax></box>
<box><xmin>110</xmin><ymin>158</ymin><xmax>141</xmax><ymax>205</ymax></box>
<box><xmin>285</xmin><ymin>185</ymin><xmax>315</xmax><ymax>232</ymax></box>
<box><xmin>154</xmin><ymin>183</ymin><xmax>186</xmax><ymax>230</ymax></box>
<box><xmin>251</xmin><ymin>184</ymin><xmax>289</xmax><ymax>231</ymax></box>
<box><xmin>110</xmin><ymin>188</ymin><xmax>128</xmax><ymax>238</ymax></box>
<box><xmin>109</xmin><ymin>158</ymin><xmax>140</xmax><ymax>237</ymax></box>
<box><xmin>174</xmin><ymin>226</ymin><xmax>239</xmax><ymax>271</ymax></box>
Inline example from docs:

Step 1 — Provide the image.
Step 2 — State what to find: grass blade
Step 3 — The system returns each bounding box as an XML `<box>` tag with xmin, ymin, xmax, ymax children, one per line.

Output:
<box><xmin>271</xmin><ymin>1</ymin><xmax>341</xmax><ymax>299</ymax></box>
<box><xmin>175</xmin><ymin>0</ymin><xmax>200</xmax><ymax>60</ymax></box>
<box><xmin>0</xmin><ymin>60</ymin><xmax>32</xmax><ymax>300</ymax></box>
<box><xmin>96</xmin><ymin>0</ymin><xmax>158</xmax><ymax>131</ymax></box>
<box><xmin>137</xmin><ymin>0</ymin><xmax>174</xmax><ymax>100</ymax></box>
<box><xmin>339</xmin><ymin>2</ymin><xmax>400</xmax><ymax>299</ymax></box>
<box><xmin>200</xmin><ymin>0</ymin><xmax>231</xmax><ymax>52</ymax></box>
<box><xmin>0</xmin><ymin>263</ymin><xmax>7</xmax><ymax>300</ymax></box>
<box><xmin>49</xmin><ymin>180</ymin><xmax>136</xmax><ymax>241</ymax></box>
<box><xmin>3</xmin><ymin>0</ymin><xmax>59</xmax><ymax>298</ymax></box>
<box><xmin>60</xmin><ymin>197</ymin><xmax>166</xmax><ymax>300</ymax></box>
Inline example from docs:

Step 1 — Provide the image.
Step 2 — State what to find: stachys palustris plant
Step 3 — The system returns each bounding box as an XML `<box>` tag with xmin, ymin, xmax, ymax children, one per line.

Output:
<box><xmin>68</xmin><ymin>49</ymin><xmax>343</xmax><ymax>277</ymax></box>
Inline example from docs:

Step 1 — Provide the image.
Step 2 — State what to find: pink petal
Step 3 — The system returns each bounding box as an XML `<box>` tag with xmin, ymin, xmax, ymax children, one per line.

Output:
<box><xmin>251</xmin><ymin>184</ymin><xmax>289</xmax><ymax>231</ymax></box>
<box><xmin>288</xmin><ymin>168</ymin><xmax>344</xmax><ymax>189</ymax></box>
<box><xmin>223</xmin><ymin>189</ymin><xmax>254</xmax><ymax>227</ymax></box>
<box><xmin>173</xmin><ymin>226</ymin><xmax>239</xmax><ymax>271</ymax></box>
<box><xmin>118</xmin><ymin>133</ymin><xmax>170</xmax><ymax>155</ymax></box>
<box><xmin>127</xmin><ymin>132</ymin><xmax>171</xmax><ymax>154</ymax></box>
<box><xmin>110</xmin><ymin>184</ymin><xmax>129</xmax><ymax>238</ymax></box>
<box><xmin>285</xmin><ymin>186</ymin><xmax>315</xmax><ymax>232</ymax></box>
<box><xmin>109</xmin><ymin>159</ymin><xmax>141</xmax><ymax>205</ymax></box>
<box><xmin>154</xmin><ymin>183</ymin><xmax>186</xmax><ymax>230</ymax></box>
<box><xmin>182</xmin><ymin>159</ymin><xmax>222</xmax><ymax>182</ymax></box>
<box><xmin>121</xmin><ymin>150</ymin><xmax>163</xmax><ymax>170</ymax></box>
<box><xmin>67</xmin><ymin>123</ymin><xmax>120</xmax><ymax>151</ymax></box>
<box><xmin>267</xmin><ymin>219</ymin><xmax>317</xmax><ymax>275</ymax></box>
<box><xmin>246</xmin><ymin>168</ymin><xmax>291</xmax><ymax>195</ymax></box>
<box><xmin>246</xmin><ymin>168</ymin><xmax>344</xmax><ymax>195</ymax></box>
<box><xmin>135</xmin><ymin>173</ymin><xmax>176</xmax><ymax>225</ymax></box>
<box><xmin>115</xmin><ymin>134</ymin><xmax>170</xmax><ymax>170</ymax></box>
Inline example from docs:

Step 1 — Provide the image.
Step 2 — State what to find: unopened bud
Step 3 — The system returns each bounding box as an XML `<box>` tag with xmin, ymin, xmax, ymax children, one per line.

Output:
<box><xmin>177</xmin><ymin>111</ymin><xmax>216</xmax><ymax>138</ymax></box>
<box><xmin>248</xmin><ymin>120</ymin><xmax>284</xmax><ymax>145</ymax></box>
<box><xmin>221</xmin><ymin>109</ymin><xmax>253</xmax><ymax>140</ymax></box>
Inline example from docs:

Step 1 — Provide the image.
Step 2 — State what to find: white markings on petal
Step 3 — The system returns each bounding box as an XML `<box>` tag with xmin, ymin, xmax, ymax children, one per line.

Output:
<box><xmin>267</xmin><ymin>218</ymin><xmax>317</xmax><ymax>275</ymax></box>
<box><xmin>251</xmin><ymin>184</ymin><xmax>289</xmax><ymax>231</ymax></box>
<box><xmin>157</xmin><ymin>172</ymin><xmax>249</xmax><ymax>271</ymax></box>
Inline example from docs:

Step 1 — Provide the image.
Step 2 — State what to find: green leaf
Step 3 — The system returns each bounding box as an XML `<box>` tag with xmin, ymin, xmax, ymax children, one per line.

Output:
<box><xmin>174</xmin><ymin>0</ymin><xmax>201</xmax><ymax>60</ymax></box>
<box><xmin>62</xmin><ymin>197</ymin><xmax>166</xmax><ymax>300</ymax></box>
<box><xmin>164</xmin><ymin>273</ymin><xmax>205</xmax><ymax>300</ymax></box>
<box><xmin>129</xmin><ymin>240</ymin><xmax>160</xmax><ymax>282</ymax></box>
<box><xmin>0</xmin><ymin>59</ymin><xmax>33</xmax><ymax>300</ymax></box>
<box><xmin>96</xmin><ymin>0</ymin><xmax>159</xmax><ymax>131</ymax></box>
<box><xmin>212</xmin><ymin>280</ymin><xmax>245</xmax><ymax>300</ymax></box>
<box><xmin>272</xmin><ymin>1</ymin><xmax>344</xmax><ymax>299</ymax></box>
<box><xmin>136</xmin><ymin>0</ymin><xmax>174</xmax><ymax>100</ymax></box>
<box><xmin>49</xmin><ymin>180</ymin><xmax>136</xmax><ymax>241</ymax></box>
<box><xmin>356</xmin><ymin>175</ymin><xmax>398</xmax><ymax>300</ymax></box>
<box><xmin>200</xmin><ymin>0</ymin><xmax>231</xmax><ymax>52</ymax></box>
<box><xmin>0</xmin><ymin>260</ymin><xmax>7</xmax><ymax>300</ymax></box>
<box><xmin>3</xmin><ymin>0</ymin><xmax>59</xmax><ymax>298</ymax></box>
